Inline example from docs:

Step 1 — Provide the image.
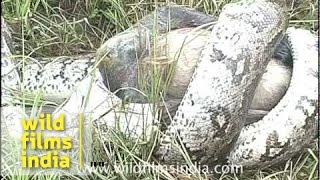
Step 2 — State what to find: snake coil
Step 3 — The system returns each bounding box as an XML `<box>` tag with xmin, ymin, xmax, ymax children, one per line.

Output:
<box><xmin>1</xmin><ymin>0</ymin><xmax>317</xmax><ymax>170</ymax></box>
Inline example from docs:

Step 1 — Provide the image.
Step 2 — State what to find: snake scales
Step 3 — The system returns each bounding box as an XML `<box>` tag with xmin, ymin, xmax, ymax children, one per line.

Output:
<box><xmin>1</xmin><ymin>0</ymin><xmax>318</xmax><ymax>170</ymax></box>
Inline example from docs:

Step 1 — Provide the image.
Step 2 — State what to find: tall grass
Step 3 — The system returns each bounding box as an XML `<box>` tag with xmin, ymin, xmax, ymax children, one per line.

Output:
<box><xmin>3</xmin><ymin>0</ymin><xmax>316</xmax><ymax>57</ymax></box>
<box><xmin>1</xmin><ymin>0</ymin><xmax>318</xmax><ymax>179</ymax></box>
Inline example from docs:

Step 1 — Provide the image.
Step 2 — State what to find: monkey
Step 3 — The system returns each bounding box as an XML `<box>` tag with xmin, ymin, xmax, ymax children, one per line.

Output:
<box><xmin>135</xmin><ymin>28</ymin><xmax>293</xmax><ymax>126</ymax></box>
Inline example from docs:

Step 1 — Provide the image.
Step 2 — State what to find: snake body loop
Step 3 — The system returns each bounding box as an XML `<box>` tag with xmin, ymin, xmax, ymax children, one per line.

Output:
<box><xmin>155</xmin><ymin>0</ymin><xmax>288</xmax><ymax>165</ymax></box>
<box><xmin>228</xmin><ymin>27</ymin><xmax>318</xmax><ymax>168</ymax></box>
<box><xmin>1</xmin><ymin>0</ymin><xmax>317</xmax><ymax>170</ymax></box>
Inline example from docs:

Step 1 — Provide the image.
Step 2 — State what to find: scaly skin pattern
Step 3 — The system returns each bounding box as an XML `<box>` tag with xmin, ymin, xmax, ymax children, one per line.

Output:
<box><xmin>1</xmin><ymin>17</ymin><xmax>20</xmax><ymax>105</ymax></box>
<box><xmin>1</xmin><ymin>0</ymin><xmax>317</xmax><ymax>169</ymax></box>
<box><xmin>228</xmin><ymin>27</ymin><xmax>318</xmax><ymax>168</ymax></box>
<box><xmin>1</xmin><ymin>18</ymin><xmax>96</xmax><ymax>105</ymax></box>
<box><xmin>155</xmin><ymin>0</ymin><xmax>288</xmax><ymax>166</ymax></box>
<box><xmin>20</xmin><ymin>54</ymin><xmax>95</xmax><ymax>103</ymax></box>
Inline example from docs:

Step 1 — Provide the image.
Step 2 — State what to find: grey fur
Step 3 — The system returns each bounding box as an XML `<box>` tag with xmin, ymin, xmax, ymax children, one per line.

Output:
<box><xmin>1</xmin><ymin>0</ymin><xmax>317</xmax><ymax>170</ymax></box>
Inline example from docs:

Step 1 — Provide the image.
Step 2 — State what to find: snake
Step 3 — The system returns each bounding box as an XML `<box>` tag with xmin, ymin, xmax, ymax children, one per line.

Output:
<box><xmin>1</xmin><ymin>0</ymin><xmax>318</xmax><ymax>170</ymax></box>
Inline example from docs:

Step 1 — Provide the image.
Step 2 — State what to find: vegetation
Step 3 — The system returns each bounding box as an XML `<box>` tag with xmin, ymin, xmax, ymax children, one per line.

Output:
<box><xmin>1</xmin><ymin>0</ymin><xmax>318</xmax><ymax>179</ymax></box>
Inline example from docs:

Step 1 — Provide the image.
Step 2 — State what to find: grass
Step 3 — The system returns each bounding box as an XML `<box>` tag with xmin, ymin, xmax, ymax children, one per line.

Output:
<box><xmin>1</xmin><ymin>0</ymin><xmax>318</xmax><ymax>179</ymax></box>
